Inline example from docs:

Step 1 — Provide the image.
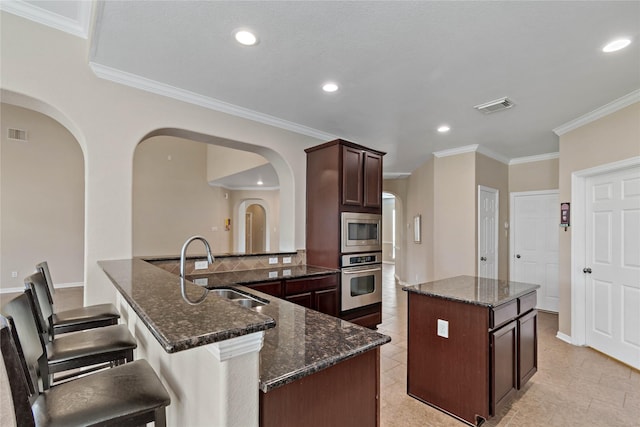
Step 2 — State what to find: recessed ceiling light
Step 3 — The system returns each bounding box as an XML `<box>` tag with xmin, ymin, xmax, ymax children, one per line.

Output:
<box><xmin>602</xmin><ymin>38</ymin><xmax>631</xmax><ymax>53</ymax></box>
<box><xmin>234</xmin><ymin>29</ymin><xmax>258</xmax><ymax>46</ymax></box>
<box><xmin>437</xmin><ymin>125</ymin><xmax>450</xmax><ymax>133</ymax></box>
<box><xmin>322</xmin><ymin>82</ymin><xmax>339</xmax><ymax>93</ymax></box>
<box><xmin>257</xmin><ymin>180</ymin><xmax>264</xmax><ymax>186</ymax></box>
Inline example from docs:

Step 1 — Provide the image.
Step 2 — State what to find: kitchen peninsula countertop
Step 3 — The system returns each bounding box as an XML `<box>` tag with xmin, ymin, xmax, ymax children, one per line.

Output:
<box><xmin>402</xmin><ymin>275</ymin><xmax>540</xmax><ymax>307</ymax></box>
<box><xmin>186</xmin><ymin>264</ymin><xmax>340</xmax><ymax>286</ymax></box>
<box><xmin>99</xmin><ymin>258</ymin><xmax>390</xmax><ymax>392</ymax></box>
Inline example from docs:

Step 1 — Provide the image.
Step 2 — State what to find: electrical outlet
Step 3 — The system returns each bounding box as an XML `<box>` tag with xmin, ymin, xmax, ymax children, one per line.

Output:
<box><xmin>282</xmin><ymin>256</ymin><xmax>292</xmax><ymax>264</ymax></box>
<box><xmin>268</xmin><ymin>257</ymin><xmax>278</xmax><ymax>265</ymax></box>
<box><xmin>11</xmin><ymin>271</ymin><xmax>18</xmax><ymax>278</ymax></box>
<box><xmin>283</xmin><ymin>269</ymin><xmax>292</xmax><ymax>276</ymax></box>
<box><xmin>194</xmin><ymin>260</ymin><xmax>209</xmax><ymax>270</ymax></box>
<box><xmin>193</xmin><ymin>278</ymin><xmax>208</xmax><ymax>286</ymax></box>
<box><xmin>437</xmin><ymin>319</ymin><xmax>449</xmax><ymax>338</ymax></box>
<box><xmin>268</xmin><ymin>271</ymin><xmax>278</xmax><ymax>279</ymax></box>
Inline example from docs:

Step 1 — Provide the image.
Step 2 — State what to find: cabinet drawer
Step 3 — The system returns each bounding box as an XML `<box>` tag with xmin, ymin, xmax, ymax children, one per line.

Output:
<box><xmin>285</xmin><ymin>274</ymin><xmax>338</xmax><ymax>295</ymax></box>
<box><xmin>490</xmin><ymin>300</ymin><xmax>518</xmax><ymax>329</ymax></box>
<box><xmin>518</xmin><ymin>292</ymin><xmax>537</xmax><ymax>315</ymax></box>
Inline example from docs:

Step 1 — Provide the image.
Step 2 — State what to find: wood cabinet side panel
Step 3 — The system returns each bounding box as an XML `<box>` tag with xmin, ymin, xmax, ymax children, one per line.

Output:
<box><xmin>407</xmin><ymin>293</ymin><xmax>490</xmax><ymax>424</ymax></box>
<box><xmin>260</xmin><ymin>349</ymin><xmax>380</xmax><ymax>427</ymax></box>
<box><xmin>306</xmin><ymin>145</ymin><xmax>341</xmax><ymax>268</ymax></box>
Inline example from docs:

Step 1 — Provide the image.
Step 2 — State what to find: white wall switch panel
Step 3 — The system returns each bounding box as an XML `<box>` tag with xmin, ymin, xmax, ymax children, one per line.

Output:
<box><xmin>283</xmin><ymin>269</ymin><xmax>292</xmax><ymax>276</ymax></box>
<box><xmin>11</xmin><ymin>271</ymin><xmax>18</xmax><ymax>278</ymax></box>
<box><xmin>269</xmin><ymin>257</ymin><xmax>278</xmax><ymax>264</ymax></box>
<box><xmin>193</xmin><ymin>278</ymin><xmax>208</xmax><ymax>286</ymax></box>
<box><xmin>283</xmin><ymin>256</ymin><xmax>292</xmax><ymax>264</ymax></box>
<box><xmin>437</xmin><ymin>319</ymin><xmax>449</xmax><ymax>338</ymax></box>
<box><xmin>194</xmin><ymin>260</ymin><xmax>209</xmax><ymax>270</ymax></box>
<box><xmin>268</xmin><ymin>271</ymin><xmax>278</xmax><ymax>279</ymax></box>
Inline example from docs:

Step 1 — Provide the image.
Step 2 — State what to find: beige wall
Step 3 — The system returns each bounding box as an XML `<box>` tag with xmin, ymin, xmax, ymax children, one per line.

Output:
<box><xmin>0</xmin><ymin>104</ymin><xmax>84</xmax><ymax>289</ymax></box>
<box><xmin>509</xmin><ymin>157</ymin><xmax>559</xmax><ymax>192</ymax></box>
<box><xmin>403</xmin><ymin>158</ymin><xmax>435</xmax><ymax>283</ymax></box>
<box><xmin>132</xmin><ymin>136</ymin><xmax>233</xmax><ymax>256</ymax></box>
<box><xmin>476</xmin><ymin>153</ymin><xmax>509</xmax><ymax>280</ymax></box>
<box><xmin>433</xmin><ymin>152</ymin><xmax>477</xmax><ymax>280</ymax></box>
<box><xmin>206</xmin><ymin>144</ymin><xmax>268</xmax><ymax>183</ymax></box>
<box><xmin>557</xmin><ymin>101</ymin><xmax>640</xmax><ymax>336</ymax></box>
<box><xmin>382</xmin><ymin>197</ymin><xmax>395</xmax><ymax>263</ymax></box>
<box><xmin>1</xmin><ymin>12</ymin><xmax>321</xmax><ymax>305</ymax></box>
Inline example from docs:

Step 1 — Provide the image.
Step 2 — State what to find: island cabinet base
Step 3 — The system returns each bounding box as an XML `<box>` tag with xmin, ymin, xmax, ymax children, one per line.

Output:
<box><xmin>260</xmin><ymin>348</ymin><xmax>380</xmax><ymax>427</ymax></box>
<box><xmin>407</xmin><ymin>293</ymin><xmax>490</xmax><ymax>425</ymax></box>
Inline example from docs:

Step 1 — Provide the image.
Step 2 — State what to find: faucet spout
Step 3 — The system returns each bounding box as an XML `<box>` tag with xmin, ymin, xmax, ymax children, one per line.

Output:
<box><xmin>180</xmin><ymin>235</ymin><xmax>214</xmax><ymax>278</ymax></box>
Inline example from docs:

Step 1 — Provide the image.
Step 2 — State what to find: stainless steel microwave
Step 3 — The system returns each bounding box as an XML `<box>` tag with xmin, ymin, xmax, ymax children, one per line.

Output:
<box><xmin>341</xmin><ymin>212</ymin><xmax>382</xmax><ymax>253</ymax></box>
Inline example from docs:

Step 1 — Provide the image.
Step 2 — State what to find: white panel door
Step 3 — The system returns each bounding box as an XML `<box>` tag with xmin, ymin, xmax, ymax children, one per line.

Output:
<box><xmin>511</xmin><ymin>191</ymin><xmax>559</xmax><ymax>312</ymax></box>
<box><xmin>478</xmin><ymin>186</ymin><xmax>498</xmax><ymax>279</ymax></box>
<box><xmin>586</xmin><ymin>166</ymin><xmax>640</xmax><ymax>369</ymax></box>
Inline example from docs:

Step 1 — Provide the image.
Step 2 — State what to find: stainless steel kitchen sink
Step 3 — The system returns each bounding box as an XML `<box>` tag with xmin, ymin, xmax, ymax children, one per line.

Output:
<box><xmin>210</xmin><ymin>288</ymin><xmax>268</xmax><ymax>309</ymax></box>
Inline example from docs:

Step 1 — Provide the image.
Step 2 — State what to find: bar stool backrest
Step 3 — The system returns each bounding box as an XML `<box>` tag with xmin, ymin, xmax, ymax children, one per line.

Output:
<box><xmin>35</xmin><ymin>261</ymin><xmax>55</xmax><ymax>305</ymax></box>
<box><xmin>24</xmin><ymin>272</ymin><xmax>53</xmax><ymax>337</ymax></box>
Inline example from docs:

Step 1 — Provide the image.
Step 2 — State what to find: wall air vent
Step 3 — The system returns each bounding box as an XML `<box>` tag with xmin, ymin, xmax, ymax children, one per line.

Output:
<box><xmin>7</xmin><ymin>128</ymin><xmax>28</xmax><ymax>141</ymax></box>
<box><xmin>474</xmin><ymin>97</ymin><xmax>515</xmax><ymax>114</ymax></box>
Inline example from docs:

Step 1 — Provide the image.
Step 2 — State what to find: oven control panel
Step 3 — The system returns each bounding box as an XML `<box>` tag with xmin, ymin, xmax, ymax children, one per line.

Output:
<box><xmin>341</xmin><ymin>252</ymin><xmax>382</xmax><ymax>267</ymax></box>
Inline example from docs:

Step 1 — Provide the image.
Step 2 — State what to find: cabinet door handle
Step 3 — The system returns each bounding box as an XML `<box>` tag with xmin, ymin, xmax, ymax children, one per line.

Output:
<box><xmin>516</xmin><ymin>254</ymin><xmax>521</xmax><ymax>259</ymax></box>
<box><xmin>480</xmin><ymin>257</ymin><xmax>487</xmax><ymax>261</ymax></box>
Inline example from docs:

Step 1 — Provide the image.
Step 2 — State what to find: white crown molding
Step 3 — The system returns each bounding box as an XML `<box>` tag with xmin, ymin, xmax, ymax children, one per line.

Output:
<box><xmin>0</xmin><ymin>0</ymin><xmax>92</xmax><ymax>39</ymax></box>
<box><xmin>553</xmin><ymin>89</ymin><xmax>640</xmax><ymax>136</ymax></box>
<box><xmin>433</xmin><ymin>144</ymin><xmax>510</xmax><ymax>165</ymax></box>
<box><xmin>509</xmin><ymin>152</ymin><xmax>559</xmax><ymax>165</ymax></box>
<box><xmin>89</xmin><ymin>62</ymin><xmax>338</xmax><ymax>142</ymax></box>
<box><xmin>206</xmin><ymin>331</ymin><xmax>264</xmax><ymax>362</ymax></box>
<box><xmin>383</xmin><ymin>172</ymin><xmax>411</xmax><ymax>180</ymax></box>
<box><xmin>208</xmin><ymin>182</ymin><xmax>280</xmax><ymax>191</ymax></box>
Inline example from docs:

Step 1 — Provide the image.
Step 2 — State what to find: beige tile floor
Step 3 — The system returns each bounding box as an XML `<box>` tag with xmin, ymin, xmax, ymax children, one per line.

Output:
<box><xmin>2</xmin><ymin>270</ymin><xmax>639</xmax><ymax>426</ymax></box>
<box><xmin>377</xmin><ymin>264</ymin><xmax>640</xmax><ymax>427</ymax></box>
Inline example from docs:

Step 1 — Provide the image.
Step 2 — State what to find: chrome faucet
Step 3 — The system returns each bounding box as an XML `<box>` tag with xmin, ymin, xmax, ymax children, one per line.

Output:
<box><xmin>180</xmin><ymin>236</ymin><xmax>214</xmax><ymax>278</ymax></box>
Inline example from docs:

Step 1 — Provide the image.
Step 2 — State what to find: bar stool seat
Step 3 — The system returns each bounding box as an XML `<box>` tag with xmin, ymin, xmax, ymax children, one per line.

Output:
<box><xmin>35</xmin><ymin>262</ymin><xmax>120</xmax><ymax>336</ymax></box>
<box><xmin>0</xmin><ymin>316</ymin><xmax>170</xmax><ymax>427</ymax></box>
<box><xmin>50</xmin><ymin>303</ymin><xmax>120</xmax><ymax>334</ymax></box>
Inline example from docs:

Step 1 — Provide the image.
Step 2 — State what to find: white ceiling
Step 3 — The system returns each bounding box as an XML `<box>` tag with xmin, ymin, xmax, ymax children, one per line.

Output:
<box><xmin>6</xmin><ymin>1</ymin><xmax>640</xmax><ymax>176</ymax></box>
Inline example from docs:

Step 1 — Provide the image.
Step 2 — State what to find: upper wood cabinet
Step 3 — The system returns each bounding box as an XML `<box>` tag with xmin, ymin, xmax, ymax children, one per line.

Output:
<box><xmin>305</xmin><ymin>139</ymin><xmax>385</xmax><ymax>268</ymax></box>
<box><xmin>341</xmin><ymin>146</ymin><xmax>383</xmax><ymax>209</ymax></box>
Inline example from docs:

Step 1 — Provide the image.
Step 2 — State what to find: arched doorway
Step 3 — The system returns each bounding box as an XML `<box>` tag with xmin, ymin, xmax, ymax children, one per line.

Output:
<box><xmin>245</xmin><ymin>204</ymin><xmax>267</xmax><ymax>253</ymax></box>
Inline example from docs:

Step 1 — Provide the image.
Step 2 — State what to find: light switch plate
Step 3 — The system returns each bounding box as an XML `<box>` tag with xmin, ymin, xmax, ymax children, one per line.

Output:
<box><xmin>193</xmin><ymin>278</ymin><xmax>208</xmax><ymax>286</ymax></box>
<box><xmin>283</xmin><ymin>256</ymin><xmax>292</xmax><ymax>264</ymax></box>
<box><xmin>194</xmin><ymin>260</ymin><xmax>209</xmax><ymax>270</ymax></box>
<box><xmin>268</xmin><ymin>271</ymin><xmax>278</xmax><ymax>279</ymax></box>
<box><xmin>437</xmin><ymin>319</ymin><xmax>449</xmax><ymax>338</ymax></box>
<box><xmin>283</xmin><ymin>269</ymin><xmax>292</xmax><ymax>276</ymax></box>
<box><xmin>269</xmin><ymin>257</ymin><xmax>278</xmax><ymax>264</ymax></box>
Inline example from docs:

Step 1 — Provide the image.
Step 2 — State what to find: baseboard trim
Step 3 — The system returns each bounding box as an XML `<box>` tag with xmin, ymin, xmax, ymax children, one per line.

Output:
<box><xmin>0</xmin><ymin>286</ymin><xmax>25</xmax><ymax>294</ymax></box>
<box><xmin>555</xmin><ymin>331</ymin><xmax>573</xmax><ymax>345</ymax></box>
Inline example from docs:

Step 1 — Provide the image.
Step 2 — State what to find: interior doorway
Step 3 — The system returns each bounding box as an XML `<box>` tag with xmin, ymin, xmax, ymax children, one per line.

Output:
<box><xmin>382</xmin><ymin>193</ymin><xmax>396</xmax><ymax>264</ymax></box>
<box><xmin>478</xmin><ymin>186</ymin><xmax>499</xmax><ymax>279</ymax></box>
<box><xmin>245</xmin><ymin>204</ymin><xmax>266</xmax><ymax>253</ymax></box>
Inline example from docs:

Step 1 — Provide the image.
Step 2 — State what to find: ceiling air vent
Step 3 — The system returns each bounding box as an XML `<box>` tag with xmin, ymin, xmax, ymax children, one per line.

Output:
<box><xmin>7</xmin><ymin>128</ymin><xmax>28</xmax><ymax>141</ymax></box>
<box><xmin>474</xmin><ymin>97</ymin><xmax>515</xmax><ymax>114</ymax></box>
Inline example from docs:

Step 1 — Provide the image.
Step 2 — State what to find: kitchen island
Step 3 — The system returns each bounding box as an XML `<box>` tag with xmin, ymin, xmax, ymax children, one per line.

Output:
<box><xmin>403</xmin><ymin>276</ymin><xmax>540</xmax><ymax>426</ymax></box>
<box><xmin>100</xmin><ymin>257</ymin><xmax>390</xmax><ymax>427</ymax></box>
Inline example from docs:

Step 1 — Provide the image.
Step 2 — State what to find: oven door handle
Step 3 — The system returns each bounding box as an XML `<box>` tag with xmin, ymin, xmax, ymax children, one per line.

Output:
<box><xmin>342</xmin><ymin>267</ymin><xmax>381</xmax><ymax>274</ymax></box>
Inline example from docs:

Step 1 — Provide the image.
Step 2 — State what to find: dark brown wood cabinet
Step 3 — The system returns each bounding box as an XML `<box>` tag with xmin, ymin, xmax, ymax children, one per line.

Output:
<box><xmin>407</xmin><ymin>290</ymin><xmax>538</xmax><ymax>425</ymax></box>
<box><xmin>245</xmin><ymin>273</ymin><xmax>339</xmax><ymax>317</ymax></box>
<box><xmin>306</xmin><ymin>139</ymin><xmax>385</xmax><ymax>270</ymax></box>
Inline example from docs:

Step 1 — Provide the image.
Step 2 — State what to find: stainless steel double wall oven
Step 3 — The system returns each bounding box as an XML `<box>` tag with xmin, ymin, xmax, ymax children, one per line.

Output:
<box><xmin>340</xmin><ymin>213</ymin><xmax>383</xmax><ymax>312</ymax></box>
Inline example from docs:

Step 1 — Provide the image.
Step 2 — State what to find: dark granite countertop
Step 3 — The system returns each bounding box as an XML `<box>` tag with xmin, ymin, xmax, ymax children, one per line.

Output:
<box><xmin>186</xmin><ymin>265</ymin><xmax>339</xmax><ymax>287</ymax></box>
<box><xmin>99</xmin><ymin>259</ymin><xmax>276</xmax><ymax>353</ymax></box>
<box><xmin>402</xmin><ymin>275</ymin><xmax>540</xmax><ymax>308</ymax></box>
<box><xmin>99</xmin><ymin>259</ymin><xmax>389</xmax><ymax>393</ymax></box>
<box><xmin>142</xmin><ymin>251</ymin><xmax>298</xmax><ymax>262</ymax></box>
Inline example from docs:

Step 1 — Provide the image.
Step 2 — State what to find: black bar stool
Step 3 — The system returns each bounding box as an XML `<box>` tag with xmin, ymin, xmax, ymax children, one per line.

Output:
<box><xmin>35</xmin><ymin>262</ymin><xmax>120</xmax><ymax>336</ymax></box>
<box><xmin>2</xmin><ymin>290</ymin><xmax>137</xmax><ymax>390</ymax></box>
<box><xmin>0</xmin><ymin>315</ymin><xmax>170</xmax><ymax>427</ymax></box>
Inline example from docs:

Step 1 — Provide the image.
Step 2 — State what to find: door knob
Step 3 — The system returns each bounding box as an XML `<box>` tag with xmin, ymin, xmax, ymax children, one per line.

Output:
<box><xmin>516</xmin><ymin>254</ymin><xmax>521</xmax><ymax>259</ymax></box>
<box><xmin>480</xmin><ymin>257</ymin><xmax>487</xmax><ymax>261</ymax></box>
<box><xmin>583</xmin><ymin>267</ymin><xmax>592</xmax><ymax>274</ymax></box>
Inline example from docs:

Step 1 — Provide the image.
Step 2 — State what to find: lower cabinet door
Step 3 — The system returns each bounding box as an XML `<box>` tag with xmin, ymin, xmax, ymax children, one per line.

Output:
<box><xmin>491</xmin><ymin>320</ymin><xmax>517</xmax><ymax>416</ymax></box>
<box><xmin>314</xmin><ymin>288</ymin><xmax>338</xmax><ymax>317</ymax></box>
<box><xmin>518</xmin><ymin>310</ymin><xmax>538</xmax><ymax>389</ymax></box>
<box><xmin>286</xmin><ymin>292</ymin><xmax>313</xmax><ymax>309</ymax></box>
